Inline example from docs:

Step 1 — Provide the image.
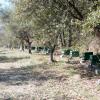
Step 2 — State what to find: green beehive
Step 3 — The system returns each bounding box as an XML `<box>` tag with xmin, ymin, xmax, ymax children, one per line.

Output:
<box><xmin>46</xmin><ymin>49</ymin><xmax>51</xmax><ymax>54</ymax></box>
<box><xmin>82</xmin><ymin>52</ymin><xmax>93</xmax><ymax>60</ymax></box>
<box><xmin>90</xmin><ymin>54</ymin><xmax>100</xmax><ymax>65</ymax></box>
<box><xmin>64</xmin><ymin>49</ymin><xmax>72</xmax><ymax>56</ymax></box>
<box><xmin>43</xmin><ymin>47</ymin><xmax>49</xmax><ymax>54</ymax></box>
<box><xmin>70</xmin><ymin>51</ymin><xmax>79</xmax><ymax>57</ymax></box>
<box><xmin>37</xmin><ymin>47</ymin><xmax>44</xmax><ymax>52</ymax></box>
<box><xmin>31</xmin><ymin>47</ymin><xmax>36</xmax><ymax>50</ymax></box>
<box><xmin>44</xmin><ymin>47</ymin><xmax>49</xmax><ymax>52</ymax></box>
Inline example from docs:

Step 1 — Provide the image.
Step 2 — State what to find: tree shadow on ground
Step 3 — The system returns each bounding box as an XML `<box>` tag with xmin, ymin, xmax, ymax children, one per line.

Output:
<box><xmin>0</xmin><ymin>56</ymin><xmax>30</xmax><ymax>63</ymax></box>
<box><xmin>76</xmin><ymin>65</ymin><xmax>100</xmax><ymax>79</ymax></box>
<box><xmin>0</xmin><ymin>63</ymin><xmax>68</xmax><ymax>86</ymax></box>
<box><xmin>63</xmin><ymin>64</ymin><xmax>100</xmax><ymax>80</ymax></box>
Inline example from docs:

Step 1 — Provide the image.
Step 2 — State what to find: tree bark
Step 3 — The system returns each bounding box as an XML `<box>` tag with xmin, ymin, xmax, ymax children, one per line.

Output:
<box><xmin>28</xmin><ymin>42</ymin><xmax>32</xmax><ymax>54</ymax></box>
<box><xmin>62</xmin><ymin>30</ymin><xmax>66</xmax><ymax>46</ymax></box>
<box><xmin>68</xmin><ymin>1</ymin><xmax>84</xmax><ymax>20</ymax></box>
<box><xmin>49</xmin><ymin>32</ymin><xmax>60</xmax><ymax>62</ymax></box>
<box><xmin>21</xmin><ymin>40</ymin><xmax>24</xmax><ymax>51</ymax></box>
<box><xmin>50</xmin><ymin>44</ymin><xmax>56</xmax><ymax>62</ymax></box>
<box><xmin>59</xmin><ymin>31</ymin><xmax>66</xmax><ymax>47</ymax></box>
<box><xmin>68</xmin><ymin>29</ymin><xmax>72</xmax><ymax>47</ymax></box>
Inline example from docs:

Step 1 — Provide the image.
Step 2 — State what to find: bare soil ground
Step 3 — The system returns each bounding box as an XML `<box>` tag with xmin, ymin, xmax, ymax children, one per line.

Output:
<box><xmin>0</xmin><ymin>48</ymin><xmax>100</xmax><ymax>100</ymax></box>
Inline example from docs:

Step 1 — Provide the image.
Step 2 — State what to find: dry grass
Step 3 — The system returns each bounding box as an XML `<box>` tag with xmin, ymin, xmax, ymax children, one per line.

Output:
<box><xmin>0</xmin><ymin>48</ymin><xmax>100</xmax><ymax>100</ymax></box>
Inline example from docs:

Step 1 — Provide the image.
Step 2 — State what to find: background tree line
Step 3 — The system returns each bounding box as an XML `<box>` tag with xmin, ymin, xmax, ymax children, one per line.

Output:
<box><xmin>0</xmin><ymin>0</ymin><xmax>100</xmax><ymax>62</ymax></box>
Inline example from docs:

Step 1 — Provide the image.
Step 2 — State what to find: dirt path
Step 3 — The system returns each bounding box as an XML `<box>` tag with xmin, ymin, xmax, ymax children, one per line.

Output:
<box><xmin>0</xmin><ymin>49</ymin><xmax>100</xmax><ymax>100</ymax></box>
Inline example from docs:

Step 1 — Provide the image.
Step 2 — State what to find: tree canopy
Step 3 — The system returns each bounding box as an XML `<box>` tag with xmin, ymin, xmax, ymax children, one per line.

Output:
<box><xmin>0</xmin><ymin>0</ymin><xmax>100</xmax><ymax>61</ymax></box>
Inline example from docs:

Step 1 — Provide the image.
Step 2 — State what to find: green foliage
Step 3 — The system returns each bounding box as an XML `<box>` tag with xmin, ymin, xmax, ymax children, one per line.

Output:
<box><xmin>83</xmin><ymin>6</ymin><xmax>100</xmax><ymax>34</ymax></box>
<box><xmin>0</xmin><ymin>0</ymin><xmax>100</xmax><ymax>51</ymax></box>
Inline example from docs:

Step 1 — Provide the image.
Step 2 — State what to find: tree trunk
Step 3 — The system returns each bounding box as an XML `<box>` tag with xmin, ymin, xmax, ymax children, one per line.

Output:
<box><xmin>49</xmin><ymin>32</ymin><xmax>60</xmax><ymax>62</ymax></box>
<box><xmin>50</xmin><ymin>44</ymin><xmax>56</xmax><ymax>62</ymax></box>
<box><xmin>28</xmin><ymin>42</ymin><xmax>32</xmax><ymax>54</ymax></box>
<box><xmin>59</xmin><ymin>30</ymin><xmax>66</xmax><ymax>47</ymax></box>
<box><xmin>20</xmin><ymin>40</ymin><xmax>24</xmax><ymax>51</ymax></box>
<box><xmin>21</xmin><ymin>40</ymin><xmax>24</xmax><ymax>51</ymax></box>
<box><xmin>62</xmin><ymin>30</ymin><xmax>66</xmax><ymax>46</ymax></box>
<box><xmin>68</xmin><ymin>29</ymin><xmax>72</xmax><ymax>47</ymax></box>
